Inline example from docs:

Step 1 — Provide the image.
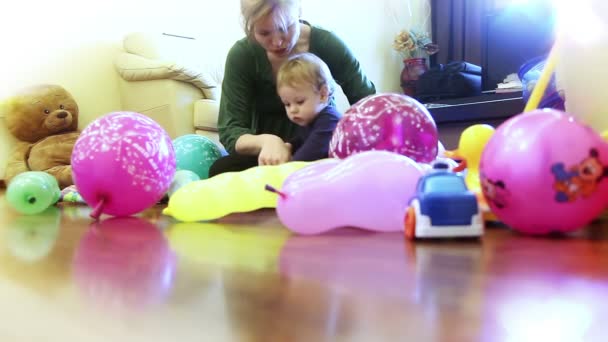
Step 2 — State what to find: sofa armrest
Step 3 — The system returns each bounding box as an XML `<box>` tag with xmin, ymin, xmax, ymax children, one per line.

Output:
<box><xmin>115</xmin><ymin>32</ymin><xmax>226</xmax><ymax>143</ymax></box>
<box><xmin>114</xmin><ymin>32</ymin><xmax>226</xmax><ymax>101</ymax></box>
<box><xmin>115</xmin><ymin>52</ymin><xmax>220</xmax><ymax>100</ymax></box>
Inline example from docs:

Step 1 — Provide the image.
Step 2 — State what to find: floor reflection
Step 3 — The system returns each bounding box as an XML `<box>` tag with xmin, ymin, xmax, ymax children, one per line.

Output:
<box><xmin>72</xmin><ymin>217</ymin><xmax>176</xmax><ymax>312</ymax></box>
<box><xmin>408</xmin><ymin>241</ymin><xmax>483</xmax><ymax>306</ymax></box>
<box><xmin>497</xmin><ymin>289</ymin><xmax>596</xmax><ymax>342</ymax></box>
<box><xmin>278</xmin><ymin>229</ymin><xmax>412</xmax><ymax>298</ymax></box>
<box><xmin>0</xmin><ymin>206</ymin><xmax>81</xmax><ymax>295</ymax></box>
<box><xmin>166</xmin><ymin>222</ymin><xmax>290</xmax><ymax>273</ymax></box>
<box><xmin>480</xmin><ymin>233</ymin><xmax>608</xmax><ymax>341</ymax></box>
<box><xmin>58</xmin><ymin>203</ymin><xmax>93</xmax><ymax>221</ymax></box>
<box><xmin>4</xmin><ymin>206</ymin><xmax>61</xmax><ymax>262</ymax></box>
<box><xmin>278</xmin><ymin>230</ymin><xmax>487</xmax><ymax>340</ymax></box>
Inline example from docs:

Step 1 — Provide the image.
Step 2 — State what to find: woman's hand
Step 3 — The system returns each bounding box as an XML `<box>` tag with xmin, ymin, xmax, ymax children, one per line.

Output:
<box><xmin>258</xmin><ymin>135</ymin><xmax>292</xmax><ymax>166</ymax></box>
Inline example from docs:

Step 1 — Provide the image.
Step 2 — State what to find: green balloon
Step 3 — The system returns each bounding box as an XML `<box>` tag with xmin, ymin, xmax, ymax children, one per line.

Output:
<box><xmin>173</xmin><ymin>134</ymin><xmax>222</xmax><ymax>179</ymax></box>
<box><xmin>6</xmin><ymin>171</ymin><xmax>61</xmax><ymax>215</ymax></box>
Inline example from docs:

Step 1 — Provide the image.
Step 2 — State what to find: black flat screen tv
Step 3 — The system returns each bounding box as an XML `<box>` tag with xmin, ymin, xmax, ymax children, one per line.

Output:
<box><xmin>482</xmin><ymin>1</ymin><xmax>556</xmax><ymax>91</ymax></box>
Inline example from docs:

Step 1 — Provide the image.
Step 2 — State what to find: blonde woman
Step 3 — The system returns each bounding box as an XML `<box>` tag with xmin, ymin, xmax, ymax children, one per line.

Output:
<box><xmin>210</xmin><ymin>0</ymin><xmax>375</xmax><ymax>176</ymax></box>
<box><xmin>276</xmin><ymin>52</ymin><xmax>340</xmax><ymax>161</ymax></box>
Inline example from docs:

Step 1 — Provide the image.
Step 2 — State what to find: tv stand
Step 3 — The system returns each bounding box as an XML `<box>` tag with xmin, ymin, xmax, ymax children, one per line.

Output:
<box><xmin>423</xmin><ymin>91</ymin><xmax>524</xmax><ymax>149</ymax></box>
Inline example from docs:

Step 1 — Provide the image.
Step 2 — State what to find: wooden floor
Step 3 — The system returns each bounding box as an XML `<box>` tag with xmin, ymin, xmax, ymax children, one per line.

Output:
<box><xmin>1</xmin><ymin>191</ymin><xmax>608</xmax><ymax>341</ymax></box>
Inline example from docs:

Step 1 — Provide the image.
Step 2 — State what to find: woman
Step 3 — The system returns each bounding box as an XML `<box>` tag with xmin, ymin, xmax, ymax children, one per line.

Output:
<box><xmin>209</xmin><ymin>0</ymin><xmax>376</xmax><ymax>177</ymax></box>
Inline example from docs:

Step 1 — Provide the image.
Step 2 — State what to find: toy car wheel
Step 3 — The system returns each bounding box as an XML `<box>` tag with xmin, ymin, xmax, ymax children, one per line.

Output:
<box><xmin>404</xmin><ymin>206</ymin><xmax>416</xmax><ymax>240</ymax></box>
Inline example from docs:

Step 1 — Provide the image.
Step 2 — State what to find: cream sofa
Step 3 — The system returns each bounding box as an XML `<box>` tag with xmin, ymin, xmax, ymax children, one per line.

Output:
<box><xmin>0</xmin><ymin>32</ymin><xmax>226</xmax><ymax>183</ymax></box>
<box><xmin>114</xmin><ymin>32</ymin><xmax>227</xmax><ymax>146</ymax></box>
<box><xmin>0</xmin><ymin>111</ymin><xmax>18</xmax><ymax>184</ymax></box>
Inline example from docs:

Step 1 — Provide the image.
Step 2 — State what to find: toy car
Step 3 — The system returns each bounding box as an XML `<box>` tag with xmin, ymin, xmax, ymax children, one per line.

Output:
<box><xmin>405</xmin><ymin>162</ymin><xmax>484</xmax><ymax>239</ymax></box>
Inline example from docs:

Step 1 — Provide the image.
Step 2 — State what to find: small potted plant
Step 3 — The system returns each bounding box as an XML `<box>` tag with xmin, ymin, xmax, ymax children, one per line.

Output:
<box><xmin>393</xmin><ymin>29</ymin><xmax>439</xmax><ymax>96</ymax></box>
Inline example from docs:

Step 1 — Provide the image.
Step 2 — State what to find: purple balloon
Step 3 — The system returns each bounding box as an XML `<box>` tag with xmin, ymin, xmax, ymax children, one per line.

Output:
<box><xmin>72</xmin><ymin>112</ymin><xmax>176</xmax><ymax>218</ymax></box>
<box><xmin>275</xmin><ymin>151</ymin><xmax>424</xmax><ymax>234</ymax></box>
<box><xmin>329</xmin><ymin>93</ymin><xmax>438</xmax><ymax>163</ymax></box>
<box><xmin>480</xmin><ymin>109</ymin><xmax>608</xmax><ymax>234</ymax></box>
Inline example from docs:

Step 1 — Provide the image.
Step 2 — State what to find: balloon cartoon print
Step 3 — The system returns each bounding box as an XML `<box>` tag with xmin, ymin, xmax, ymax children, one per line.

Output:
<box><xmin>480</xmin><ymin>174</ymin><xmax>510</xmax><ymax>209</ymax></box>
<box><xmin>551</xmin><ymin>148</ymin><xmax>608</xmax><ymax>203</ymax></box>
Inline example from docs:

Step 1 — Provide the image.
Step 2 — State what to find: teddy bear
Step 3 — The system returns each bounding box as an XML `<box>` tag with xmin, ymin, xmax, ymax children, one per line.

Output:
<box><xmin>4</xmin><ymin>84</ymin><xmax>81</xmax><ymax>189</ymax></box>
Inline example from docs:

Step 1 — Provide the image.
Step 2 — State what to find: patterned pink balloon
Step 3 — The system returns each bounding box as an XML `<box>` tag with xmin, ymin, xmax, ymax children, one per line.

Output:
<box><xmin>479</xmin><ymin>109</ymin><xmax>608</xmax><ymax>234</ymax></box>
<box><xmin>329</xmin><ymin>93</ymin><xmax>438</xmax><ymax>163</ymax></box>
<box><xmin>72</xmin><ymin>112</ymin><xmax>176</xmax><ymax>218</ymax></box>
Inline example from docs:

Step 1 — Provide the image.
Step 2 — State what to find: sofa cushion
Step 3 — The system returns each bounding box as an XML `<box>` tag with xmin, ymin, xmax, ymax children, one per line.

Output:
<box><xmin>115</xmin><ymin>32</ymin><xmax>225</xmax><ymax>100</ymax></box>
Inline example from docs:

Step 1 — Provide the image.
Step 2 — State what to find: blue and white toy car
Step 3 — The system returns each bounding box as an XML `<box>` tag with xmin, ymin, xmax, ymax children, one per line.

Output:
<box><xmin>405</xmin><ymin>162</ymin><xmax>484</xmax><ymax>239</ymax></box>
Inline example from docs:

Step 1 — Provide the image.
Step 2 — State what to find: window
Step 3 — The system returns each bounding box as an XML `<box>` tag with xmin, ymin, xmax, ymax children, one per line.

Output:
<box><xmin>423</xmin><ymin>177</ymin><xmax>467</xmax><ymax>193</ymax></box>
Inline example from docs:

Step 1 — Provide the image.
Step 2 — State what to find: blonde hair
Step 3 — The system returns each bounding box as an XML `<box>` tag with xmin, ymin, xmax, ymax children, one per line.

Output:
<box><xmin>277</xmin><ymin>52</ymin><xmax>335</xmax><ymax>96</ymax></box>
<box><xmin>240</xmin><ymin>0</ymin><xmax>301</xmax><ymax>39</ymax></box>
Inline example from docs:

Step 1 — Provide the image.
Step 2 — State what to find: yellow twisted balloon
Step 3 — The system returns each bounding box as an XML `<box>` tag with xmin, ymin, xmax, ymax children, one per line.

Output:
<box><xmin>162</xmin><ymin>161</ymin><xmax>312</xmax><ymax>222</ymax></box>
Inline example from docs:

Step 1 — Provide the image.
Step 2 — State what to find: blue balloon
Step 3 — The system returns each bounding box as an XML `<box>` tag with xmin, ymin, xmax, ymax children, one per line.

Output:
<box><xmin>172</xmin><ymin>134</ymin><xmax>222</xmax><ymax>179</ymax></box>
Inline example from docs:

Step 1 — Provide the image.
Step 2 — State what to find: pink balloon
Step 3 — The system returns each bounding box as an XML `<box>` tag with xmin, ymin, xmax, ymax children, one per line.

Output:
<box><xmin>479</xmin><ymin>109</ymin><xmax>608</xmax><ymax>234</ymax></box>
<box><xmin>274</xmin><ymin>151</ymin><xmax>424</xmax><ymax>234</ymax></box>
<box><xmin>72</xmin><ymin>112</ymin><xmax>176</xmax><ymax>218</ymax></box>
<box><xmin>329</xmin><ymin>93</ymin><xmax>438</xmax><ymax>163</ymax></box>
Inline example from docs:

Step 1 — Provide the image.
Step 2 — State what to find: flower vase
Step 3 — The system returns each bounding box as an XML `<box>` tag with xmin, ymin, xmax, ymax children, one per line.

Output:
<box><xmin>400</xmin><ymin>58</ymin><xmax>428</xmax><ymax>97</ymax></box>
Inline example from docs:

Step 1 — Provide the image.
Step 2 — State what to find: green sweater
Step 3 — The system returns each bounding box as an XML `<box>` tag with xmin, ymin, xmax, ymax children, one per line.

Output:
<box><xmin>217</xmin><ymin>23</ymin><xmax>376</xmax><ymax>154</ymax></box>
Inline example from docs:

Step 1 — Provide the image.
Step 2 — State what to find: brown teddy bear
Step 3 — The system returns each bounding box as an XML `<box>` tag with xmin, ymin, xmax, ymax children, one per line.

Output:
<box><xmin>4</xmin><ymin>84</ymin><xmax>81</xmax><ymax>189</ymax></box>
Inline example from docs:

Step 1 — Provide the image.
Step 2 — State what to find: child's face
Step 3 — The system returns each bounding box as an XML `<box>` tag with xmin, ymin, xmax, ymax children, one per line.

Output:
<box><xmin>278</xmin><ymin>83</ymin><xmax>328</xmax><ymax>126</ymax></box>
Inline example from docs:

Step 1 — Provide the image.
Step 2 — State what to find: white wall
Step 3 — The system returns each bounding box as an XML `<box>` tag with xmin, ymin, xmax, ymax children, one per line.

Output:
<box><xmin>0</xmin><ymin>0</ymin><xmax>430</xmax><ymax>180</ymax></box>
<box><xmin>0</xmin><ymin>0</ymin><xmax>430</xmax><ymax>118</ymax></box>
<box><xmin>303</xmin><ymin>0</ymin><xmax>431</xmax><ymax>109</ymax></box>
<box><xmin>0</xmin><ymin>0</ymin><xmax>243</xmax><ymax>126</ymax></box>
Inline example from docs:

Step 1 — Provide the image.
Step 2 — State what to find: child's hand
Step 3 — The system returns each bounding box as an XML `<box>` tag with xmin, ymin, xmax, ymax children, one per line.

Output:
<box><xmin>258</xmin><ymin>135</ymin><xmax>291</xmax><ymax>166</ymax></box>
<box><xmin>284</xmin><ymin>143</ymin><xmax>293</xmax><ymax>161</ymax></box>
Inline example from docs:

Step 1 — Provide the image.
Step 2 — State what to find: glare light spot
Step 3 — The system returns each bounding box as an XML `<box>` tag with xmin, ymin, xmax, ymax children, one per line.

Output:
<box><xmin>500</xmin><ymin>297</ymin><xmax>593</xmax><ymax>342</ymax></box>
<box><xmin>553</xmin><ymin>0</ymin><xmax>604</xmax><ymax>44</ymax></box>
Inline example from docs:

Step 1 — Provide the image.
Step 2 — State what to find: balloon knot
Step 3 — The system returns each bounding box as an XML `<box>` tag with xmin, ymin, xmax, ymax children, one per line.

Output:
<box><xmin>264</xmin><ymin>184</ymin><xmax>288</xmax><ymax>199</ymax></box>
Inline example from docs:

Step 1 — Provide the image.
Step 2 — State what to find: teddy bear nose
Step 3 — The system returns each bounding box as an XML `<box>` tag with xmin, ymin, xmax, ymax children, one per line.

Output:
<box><xmin>57</xmin><ymin>111</ymin><xmax>68</xmax><ymax>119</ymax></box>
